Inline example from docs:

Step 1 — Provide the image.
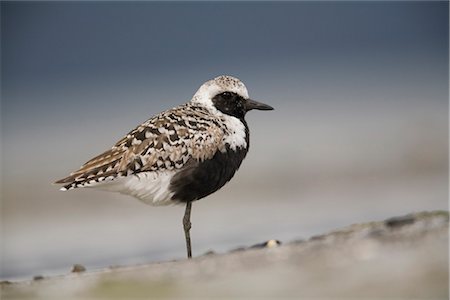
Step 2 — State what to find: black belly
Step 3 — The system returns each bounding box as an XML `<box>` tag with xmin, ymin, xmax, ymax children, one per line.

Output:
<box><xmin>169</xmin><ymin>146</ymin><xmax>248</xmax><ymax>203</ymax></box>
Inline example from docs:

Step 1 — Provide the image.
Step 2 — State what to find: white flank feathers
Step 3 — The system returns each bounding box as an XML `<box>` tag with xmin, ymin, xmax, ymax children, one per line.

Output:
<box><xmin>89</xmin><ymin>171</ymin><xmax>176</xmax><ymax>206</ymax></box>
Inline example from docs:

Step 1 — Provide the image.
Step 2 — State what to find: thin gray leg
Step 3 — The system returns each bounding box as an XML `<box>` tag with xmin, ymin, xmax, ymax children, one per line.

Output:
<box><xmin>183</xmin><ymin>201</ymin><xmax>192</xmax><ymax>258</ymax></box>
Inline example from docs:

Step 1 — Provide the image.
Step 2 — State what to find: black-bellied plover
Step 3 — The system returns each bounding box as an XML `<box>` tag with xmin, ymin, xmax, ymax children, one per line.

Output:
<box><xmin>55</xmin><ymin>75</ymin><xmax>274</xmax><ymax>258</ymax></box>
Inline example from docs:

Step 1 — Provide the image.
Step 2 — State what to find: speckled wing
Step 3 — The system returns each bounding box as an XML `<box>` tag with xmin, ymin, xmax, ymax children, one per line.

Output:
<box><xmin>55</xmin><ymin>104</ymin><xmax>225</xmax><ymax>190</ymax></box>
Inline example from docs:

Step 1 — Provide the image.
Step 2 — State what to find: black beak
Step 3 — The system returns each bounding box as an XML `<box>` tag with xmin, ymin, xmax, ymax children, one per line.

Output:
<box><xmin>245</xmin><ymin>99</ymin><xmax>274</xmax><ymax>112</ymax></box>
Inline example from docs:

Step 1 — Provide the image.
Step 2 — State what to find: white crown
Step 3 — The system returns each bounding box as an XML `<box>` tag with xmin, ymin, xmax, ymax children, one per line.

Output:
<box><xmin>191</xmin><ymin>75</ymin><xmax>249</xmax><ymax>109</ymax></box>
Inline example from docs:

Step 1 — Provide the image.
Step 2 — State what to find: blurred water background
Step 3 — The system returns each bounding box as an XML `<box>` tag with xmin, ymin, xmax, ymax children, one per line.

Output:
<box><xmin>1</xmin><ymin>2</ymin><xmax>448</xmax><ymax>280</ymax></box>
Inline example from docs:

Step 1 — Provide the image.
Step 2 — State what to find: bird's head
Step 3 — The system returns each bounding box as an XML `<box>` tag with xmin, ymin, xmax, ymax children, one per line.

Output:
<box><xmin>192</xmin><ymin>75</ymin><xmax>273</xmax><ymax>119</ymax></box>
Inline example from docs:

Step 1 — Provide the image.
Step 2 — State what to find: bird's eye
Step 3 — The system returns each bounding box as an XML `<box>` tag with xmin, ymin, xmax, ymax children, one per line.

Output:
<box><xmin>221</xmin><ymin>92</ymin><xmax>232</xmax><ymax>98</ymax></box>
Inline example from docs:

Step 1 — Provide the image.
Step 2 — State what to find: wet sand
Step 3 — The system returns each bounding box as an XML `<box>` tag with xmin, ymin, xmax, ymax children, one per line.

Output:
<box><xmin>2</xmin><ymin>211</ymin><xmax>448</xmax><ymax>299</ymax></box>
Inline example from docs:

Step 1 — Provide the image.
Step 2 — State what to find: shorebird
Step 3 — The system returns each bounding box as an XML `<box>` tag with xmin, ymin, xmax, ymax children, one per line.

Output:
<box><xmin>55</xmin><ymin>75</ymin><xmax>273</xmax><ymax>258</ymax></box>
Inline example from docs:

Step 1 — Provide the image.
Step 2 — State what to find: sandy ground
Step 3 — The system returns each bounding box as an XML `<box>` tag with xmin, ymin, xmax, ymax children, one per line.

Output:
<box><xmin>1</xmin><ymin>211</ymin><xmax>448</xmax><ymax>299</ymax></box>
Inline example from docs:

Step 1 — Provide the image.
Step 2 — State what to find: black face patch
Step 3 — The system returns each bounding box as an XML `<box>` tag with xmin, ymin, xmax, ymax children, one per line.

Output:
<box><xmin>212</xmin><ymin>92</ymin><xmax>247</xmax><ymax>119</ymax></box>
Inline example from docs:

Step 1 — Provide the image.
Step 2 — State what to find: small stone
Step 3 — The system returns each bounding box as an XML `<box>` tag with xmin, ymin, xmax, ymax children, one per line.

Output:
<box><xmin>266</xmin><ymin>239</ymin><xmax>282</xmax><ymax>248</ymax></box>
<box><xmin>71</xmin><ymin>264</ymin><xmax>86</xmax><ymax>273</ymax></box>
<box><xmin>33</xmin><ymin>275</ymin><xmax>44</xmax><ymax>281</ymax></box>
<box><xmin>250</xmin><ymin>239</ymin><xmax>282</xmax><ymax>249</ymax></box>
<box><xmin>385</xmin><ymin>215</ymin><xmax>415</xmax><ymax>228</ymax></box>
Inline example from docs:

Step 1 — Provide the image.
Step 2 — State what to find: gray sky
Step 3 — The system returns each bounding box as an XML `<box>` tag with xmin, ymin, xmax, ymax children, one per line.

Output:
<box><xmin>3</xmin><ymin>2</ymin><xmax>448</xmax><ymax>127</ymax></box>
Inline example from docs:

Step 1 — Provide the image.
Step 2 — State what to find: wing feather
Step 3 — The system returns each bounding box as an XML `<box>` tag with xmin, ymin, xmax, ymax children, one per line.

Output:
<box><xmin>55</xmin><ymin>104</ymin><xmax>225</xmax><ymax>190</ymax></box>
